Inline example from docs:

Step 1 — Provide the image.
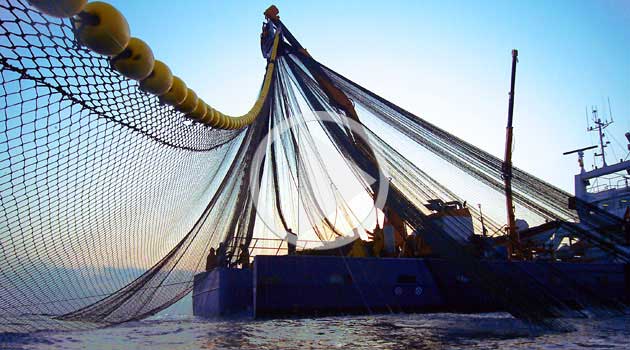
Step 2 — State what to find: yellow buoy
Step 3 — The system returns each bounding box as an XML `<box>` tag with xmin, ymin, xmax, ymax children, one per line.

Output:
<box><xmin>159</xmin><ymin>76</ymin><xmax>187</xmax><ymax>106</ymax></box>
<box><xmin>111</xmin><ymin>37</ymin><xmax>154</xmax><ymax>80</ymax></box>
<box><xmin>176</xmin><ymin>88</ymin><xmax>198</xmax><ymax>114</ymax></box>
<box><xmin>227</xmin><ymin>117</ymin><xmax>236</xmax><ymax>130</ymax></box>
<box><xmin>28</xmin><ymin>0</ymin><xmax>87</xmax><ymax>18</ymax></box>
<box><xmin>73</xmin><ymin>1</ymin><xmax>130</xmax><ymax>56</ymax></box>
<box><xmin>203</xmin><ymin>106</ymin><xmax>219</xmax><ymax>126</ymax></box>
<box><xmin>216</xmin><ymin>114</ymin><xmax>228</xmax><ymax>129</ymax></box>
<box><xmin>225</xmin><ymin>116</ymin><xmax>234</xmax><ymax>129</ymax></box>
<box><xmin>211</xmin><ymin>110</ymin><xmax>222</xmax><ymax>127</ymax></box>
<box><xmin>200</xmin><ymin>106</ymin><xmax>213</xmax><ymax>124</ymax></box>
<box><xmin>139</xmin><ymin>60</ymin><xmax>173</xmax><ymax>96</ymax></box>
<box><xmin>212</xmin><ymin>112</ymin><xmax>223</xmax><ymax>128</ymax></box>
<box><xmin>188</xmin><ymin>98</ymin><xmax>207</xmax><ymax>121</ymax></box>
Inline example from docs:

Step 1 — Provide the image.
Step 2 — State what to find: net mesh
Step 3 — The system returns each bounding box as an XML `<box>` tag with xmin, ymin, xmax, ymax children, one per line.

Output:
<box><xmin>1</xmin><ymin>0</ymin><xmax>245</xmax><ymax>332</ymax></box>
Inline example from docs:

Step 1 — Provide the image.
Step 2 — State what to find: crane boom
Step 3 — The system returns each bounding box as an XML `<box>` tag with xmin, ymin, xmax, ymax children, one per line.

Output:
<box><xmin>504</xmin><ymin>49</ymin><xmax>519</xmax><ymax>259</ymax></box>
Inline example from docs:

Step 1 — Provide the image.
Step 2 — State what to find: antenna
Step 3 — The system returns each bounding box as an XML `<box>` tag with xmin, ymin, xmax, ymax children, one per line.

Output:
<box><xmin>563</xmin><ymin>145</ymin><xmax>597</xmax><ymax>172</ymax></box>
<box><xmin>587</xmin><ymin>106</ymin><xmax>613</xmax><ymax>167</ymax></box>
<box><xmin>608</xmin><ymin>97</ymin><xmax>614</xmax><ymax>123</ymax></box>
<box><xmin>563</xmin><ymin>145</ymin><xmax>598</xmax><ymax>155</ymax></box>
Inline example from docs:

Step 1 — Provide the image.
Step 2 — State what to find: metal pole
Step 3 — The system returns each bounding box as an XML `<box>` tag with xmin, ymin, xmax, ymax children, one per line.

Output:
<box><xmin>504</xmin><ymin>49</ymin><xmax>519</xmax><ymax>259</ymax></box>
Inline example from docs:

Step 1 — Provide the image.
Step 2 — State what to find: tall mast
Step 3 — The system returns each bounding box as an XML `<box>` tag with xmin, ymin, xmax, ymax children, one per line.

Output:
<box><xmin>503</xmin><ymin>49</ymin><xmax>519</xmax><ymax>259</ymax></box>
<box><xmin>588</xmin><ymin>107</ymin><xmax>612</xmax><ymax>167</ymax></box>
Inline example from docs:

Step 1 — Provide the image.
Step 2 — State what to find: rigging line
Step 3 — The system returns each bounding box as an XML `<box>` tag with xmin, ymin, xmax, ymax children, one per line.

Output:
<box><xmin>323</xmin><ymin>63</ymin><xmax>575</xmax><ymax>200</ymax></box>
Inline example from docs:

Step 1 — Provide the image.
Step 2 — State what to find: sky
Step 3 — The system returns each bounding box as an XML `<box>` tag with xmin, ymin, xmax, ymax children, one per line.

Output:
<box><xmin>106</xmin><ymin>0</ymin><xmax>630</xmax><ymax>193</ymax></box>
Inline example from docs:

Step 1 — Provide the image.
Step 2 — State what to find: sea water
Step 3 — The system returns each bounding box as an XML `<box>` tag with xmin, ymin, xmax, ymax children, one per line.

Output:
<box><xmin>2</xmin><ymin>311</ymin><xmax>629</xmax><ymax>350</ymax></box>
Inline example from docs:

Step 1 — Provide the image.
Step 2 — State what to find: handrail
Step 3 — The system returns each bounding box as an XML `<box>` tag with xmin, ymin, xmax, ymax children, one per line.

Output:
<box><xmin>227</xmin><ymin>237</ymin><xmax>325</xmax><ymax>257</ymax></box>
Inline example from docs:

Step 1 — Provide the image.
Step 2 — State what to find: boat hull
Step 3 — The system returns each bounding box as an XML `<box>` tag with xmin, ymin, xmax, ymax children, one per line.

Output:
<box><xmin>192</xmin><ymin>256</ymin><xmax>628</xmax><ymax>318</ymax></box>
<box><xmin>192</xmin><ymin>267</ymin><xmax>253</xmax><ymax>317</ymax></box>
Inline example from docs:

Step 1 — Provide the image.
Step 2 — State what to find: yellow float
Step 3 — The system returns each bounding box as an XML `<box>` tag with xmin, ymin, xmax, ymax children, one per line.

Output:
<box><xmin>27</xmin><ymin>0</ymin><xmax>87</xmax><ymax>18</ymax></box>
<box><xmin>176</xmin><ymin>88</ymin><xmax>198</xmax><ymax>114</ymax></box>
<box><xmin>202</xmin><ymin>107</ymin><xmax>220</xmax><ymax>126</ymax></box>
<box><xmin>111</xmin><ymin>37</ymin><xmax>154</xmax><ymax>80</ymax></box>
<box><xmin>188</xmin><ymin>99</ymin><xmax>208</xmax><ymax>121</ymax></box>
<box><xmin>73</xmin><ymin>2</ymin><xmax>130</xmax><ymax>56</ymax></box>
<box><xmin>160</xmin><ymin>76</ymin><xmax>187</xmax><ymax>106</ymax></box>
<box><xmin>139</xmin><ymin>60</ymin><xmax>173</xmax><ymax>96</ymax></box>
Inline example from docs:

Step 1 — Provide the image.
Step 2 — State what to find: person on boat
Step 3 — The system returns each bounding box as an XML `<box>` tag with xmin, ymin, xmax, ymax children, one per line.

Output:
<box><xmin>286</xmin><ymin>229</ymin><xmax>297</xmax><ymax>255</ymax></box>
<box><xmin>238</xmin><ymin>243</ymin><xmax>250</xmax><ymax>269</ymax></box>
<box><xmin>368</xmin><ymin>224</ymin><xmax>384</xmax><ymax>257</ymax></box>
<box><xmin>205</xmin><ymin>248</ymin><xmax>218</xmax><ymax>271</ymax></box>
<box><xmin>382</xmin><ymin>224</ymin><xmax>396</xmax><ymax>257</ymax></box>
<box><xmin>216</xmin><ymin>242</ymin><xmax>227</xmax><ymax>268</ymax></box>
<box><xmin>382</xmin><ymin>206</ymin><xmax>406</xmax><ymax>257</ymax></box>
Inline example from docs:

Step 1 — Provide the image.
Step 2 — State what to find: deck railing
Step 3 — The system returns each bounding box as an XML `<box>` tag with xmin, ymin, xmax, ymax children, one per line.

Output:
<box><xmin>228</xmin><ymin>237</ymin><xmax>326</xmax><ymax>257</ymax></box>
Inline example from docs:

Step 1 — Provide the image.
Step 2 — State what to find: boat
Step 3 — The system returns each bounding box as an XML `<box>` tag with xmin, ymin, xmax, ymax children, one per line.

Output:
<box><xmin>193</xmin><ymin>14</ymin><xmax>630</xmax><ymax>317</ymax></box>
<box><xmin>193</xmin><ymin>111</ymin><xmax>630</xmax><ymax>319</ymax></box>
<box><xmin>187</xmin><ymin>6</ymin><xmax>630</xmax><ymax>321</ymax></box>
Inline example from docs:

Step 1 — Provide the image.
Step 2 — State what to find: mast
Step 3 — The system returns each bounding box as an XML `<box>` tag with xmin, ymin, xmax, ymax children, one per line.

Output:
<box><xmin>503</xmin><ymin>49</ymin><xmax>519</xmax><ymax>259</ymax></box>
<box><xmin>588</xmin><ymin>107</ymin><xmax>612</xmax><ymax>168</ymax></box>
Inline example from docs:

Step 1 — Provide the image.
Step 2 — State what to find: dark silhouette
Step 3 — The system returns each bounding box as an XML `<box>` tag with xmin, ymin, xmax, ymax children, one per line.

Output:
<box><xmin>205</xmin><ymin>248</ymin><xmax>217</xmax><ymax>271</ymax></box>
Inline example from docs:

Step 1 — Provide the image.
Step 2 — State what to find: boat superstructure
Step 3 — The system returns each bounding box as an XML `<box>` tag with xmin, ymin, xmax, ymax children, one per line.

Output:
<box><xmin>570</xmin><ymin>108</ymin><xmax>630</xmax><ymax>219</ymax></box>
<box><xmin>516</xmin><ymin>107</ymin><xmax>630</xmax><ymax>262</ymax></box>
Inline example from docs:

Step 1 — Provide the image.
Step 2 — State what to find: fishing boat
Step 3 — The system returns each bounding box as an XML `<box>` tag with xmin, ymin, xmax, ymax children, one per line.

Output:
<box><xmin>194</xmin><ymin>113</ymin><xmax>630</xmax><ymax>319</ymax></box>
<box><xmin>193</xmin><ymin>7</ymin><xmax>629</xmax><ymax>318</ymax></box>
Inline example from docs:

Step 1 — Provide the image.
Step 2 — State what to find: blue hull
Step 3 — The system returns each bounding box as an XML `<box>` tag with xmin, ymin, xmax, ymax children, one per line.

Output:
<box><xmin>192</xmin><ymin>267</ymin><xmax>253</xmax><ymax>317</ymax></box>
<box><xmin>254</xmin><ymin>256</ymin><xmax>444</xmax><ymax>316</ymax></box>
<box><xmin>192</xmin><ymin>256</ymin><xmax>628</xmax><ymax>318</ymax></box>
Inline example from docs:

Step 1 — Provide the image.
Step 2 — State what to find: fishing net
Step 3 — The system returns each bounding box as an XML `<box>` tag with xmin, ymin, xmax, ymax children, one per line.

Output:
<box><xmin>1</xmin><ymin>0</ymin><xmax>627</xmax><ymax>333</ymax></box>
<box><xmin>0</xmin><ymin>0</ymin><xmax>248</xmax><ymax>331</ymax></box>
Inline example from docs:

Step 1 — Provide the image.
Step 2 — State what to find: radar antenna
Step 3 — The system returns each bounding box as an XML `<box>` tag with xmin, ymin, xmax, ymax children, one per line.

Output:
<box><xmin>587</xmin><ymin>106</ymin><xmax>613</xmax><ymax>167</ymax></box>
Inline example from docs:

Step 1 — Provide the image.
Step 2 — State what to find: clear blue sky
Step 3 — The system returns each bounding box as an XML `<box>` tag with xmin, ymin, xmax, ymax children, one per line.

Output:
<box><xmin>108</xmin><ymin>0</ymin><xmax>630</xmax><ymax>193</ymax></box>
